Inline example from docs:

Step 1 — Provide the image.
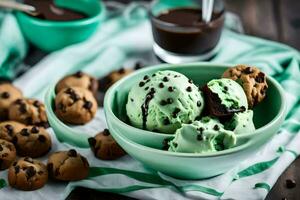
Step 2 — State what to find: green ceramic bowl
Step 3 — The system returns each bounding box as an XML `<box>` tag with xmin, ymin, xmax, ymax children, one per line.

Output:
<box><xmin>16</xmin><ymin>0</ymin><xmax>105</xmax><ymax>52</ymax></box>
<box><xmin>102</xmin><ymin>62</ymin><xmax>286</xmax><ymax>179</ymax></box>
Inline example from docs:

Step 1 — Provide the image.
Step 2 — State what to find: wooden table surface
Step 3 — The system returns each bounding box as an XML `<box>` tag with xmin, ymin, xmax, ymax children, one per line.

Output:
<box><xmin>23</xmin><ymin>0</ymin><xmax>300</xmax><ymax>199</ymax></box>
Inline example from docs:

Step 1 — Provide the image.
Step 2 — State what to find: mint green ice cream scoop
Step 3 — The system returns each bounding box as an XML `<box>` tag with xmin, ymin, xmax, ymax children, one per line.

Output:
<box><xmin>225</xmin><ymin>110</ymin><xmax>255</xmax><ymax>135</ymax></box>
<box><xmin>126</xmin><ymin>70</ymin><xmax>205</xmax><ymax>134</ymax></box>
<box><xmin>168</xmin><ymin>117</ymin><xmax>236</xmax><ymax>153</ymax></box>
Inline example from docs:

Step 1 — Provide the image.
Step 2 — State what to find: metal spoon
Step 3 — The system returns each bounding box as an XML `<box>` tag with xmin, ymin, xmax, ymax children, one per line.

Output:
<box><xmin>0</xmin><ymin>0</ymin><xmax>40</xmax><ymax>17</ymax></box>
<box><xmin>202</xmin><ymin>0</ymin><xmax>214</xmax><ymax>23</ymax></box>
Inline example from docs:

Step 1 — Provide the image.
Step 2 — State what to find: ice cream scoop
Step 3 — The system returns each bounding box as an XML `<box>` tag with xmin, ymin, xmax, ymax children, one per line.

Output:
<box><xmin>225</xmin><ymin>110</ymin><xmax>255</xmax><ymax>135</ymax></box>
<box><xmin>168</xmin><ymin>117</ymin><xmax>236</xmax><ymax>153</ymax></box>
<box><xmin>203</xmin><ymin>78</ymin><xmax>248</xmax><ymax>117</ymax></box>
<box><xmin>126</xmin><ymin>70</ymin><xmax>205</xmax><ymax>134</ymax></box>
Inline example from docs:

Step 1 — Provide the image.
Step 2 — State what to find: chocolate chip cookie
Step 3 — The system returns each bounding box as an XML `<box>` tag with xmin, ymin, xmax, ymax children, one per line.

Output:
<box><xmin>47</xmin><ymin>149</ymin><xmax>89</xmax><ymax>181</ymax></box>
<box><xmin>99</xmin><ymin>68</ymin><xmax>133</xmax><ymax>91</ymax></box>
<box><xmin>0</xmin><ymin>121</ymin><xmax>26</xmax><ymax>142</ymax></box>
<box><xmin>55</xmin><ymin>71</ymin><xmax>98</xmax><ymax>97</ymax></box>
<box><xmin>13</xmin><ymin>126</ymin><xmax>52</xmax><ymax>158</ymax></box>
<box><xmin>0</xmin><ymin>83</ymin><xmax>23</xmax><ymax>120</ymax></box>
<box><xmin>55</xmin><ymin>87</ymin><xmax>97</xmax><ymax>124</ymax></box>
<box><xmin>0</xmin><ymin>139</ymin><xmax>16</xmax><ymax>170</ymax></box>
<box><xmin>222</xmin><ymin>65</ymin><xmax>268</xmax><ymax>108</ymax></box>
<box><xmin>8</xmin><ymin>98</ymin><xmax>49</xmax><ymax>128</ymax></box>
<box><xmin>88</xmin><ymin>129</ymin><xmax>126</xmax><ymax>160</ymax></box>
<box><xmin>8</xmin><ymin>157</ymin><xmax>48</xmax><ymax>191</ymax></box>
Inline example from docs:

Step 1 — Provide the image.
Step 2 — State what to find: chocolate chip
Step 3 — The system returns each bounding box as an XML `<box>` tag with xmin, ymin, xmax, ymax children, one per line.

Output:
<box><xmin>173</xmin><ymin>142</ymin><xmax>178</xmax><ymax>148</ymax></box>
<box><xmin>15</xmin><ymin>99</ymin><xmax>23</xmax><ymax>104</ymax></box>
<box><xmin>139</xmin><ymin>81</ymin><xmax>145</xmax><ymax>87</ymax></box>
<box><xmin>2</xmin><ymin>153</ymin><xmax>8</xmax><ymax>157</ymax></box>
<box><xmin>33</xmin><ymin>100</ymin><xmax>41</xmax><ymax>107</ymax></box>
<box><xmin>118</xmin><ymin>68</ymin><xmax>125</xmax><ymax>74</ymax></box>
<box><xmin>162</xmin><ymin>77</ymin><xmax>169</xmax><ymax>82</ymax></box>
<box><xmin>38</xmin><ymin>135</ymin><xmax>46</xmax><ymax>142</ymax></box>
<box><xmin>83</xmin><ymin>101</ymin><xmax>93</xmax><ymax>110</ymax></box>
<box><xmin>19</xmin><ymin>104</ymin><xmax>27</xmax><ymax>114</ymax></box>
<box><xmin>144</xmin><ymin>87</ymin><xmax>149</xmax><ymax>91</ymax></box>
<box><xmin>255</xmin><ymin>72</ymin><xmax>265</xmax><ymax>83</ymax></box>
<box><xmin>24</xmin><ymin>157</ymin><xmax>33</xmax><ymax>163</ymax></box>
<box><xmin>70</xmin><ymin>93</ymin><xmax>80</xmax><ymax>102</ymax></box>
<box><xmin>174</xmin><ymin>75</ymin><xmax>179</xmax><ymax>78</ymax></box>
<box><xmin>243</xmin><ymin>67</ymin><xmax>253</xmax><ymax>74</ymax></box>
<box><xmin>188</xmin><ymin>79</ymin><xmax>193</xmax><ymax>84</ymax></box>
<box><xmin>68</xmin><ymin>149</ymin><xmax>77</xmax><ymax>157</ymax></box>
<box><xmin>152</xmin><ymin>73</ymin><xmax>156</xmax><ymax>77</ymax></box>
<box><xmin>197</xmin><ymin>127</ymin><xmax>204</xmax><ymax>133</ymax></box>
<box><xmin>197</xmin><ymin>134</ymin><xmax>203</xmax><ymax>141</ymax></box>
<box><xmin>213</xmin><ymin>125</ymin><xmax>220</xmax><ymax>131</ymax></box>
<box><xmin>224</xmin><ymin>86</ymin><xmax>228</xmax><ymax>92</ymax></box>
<box><xmin>130</xmin><ymin>98</ymin><xmax>134</xmax><ymax>102</ymax></box>
<box><xmin>5</xmin><ymin>124</ymin><xmax>13</xmax><ymax>135</ymax></box>
<box><xmin>143</xmin><ymin>75</ymin><xmax>149</xmax><ymax>80</ymax></box>
<box><xmin>160</xmin><ymin>100</ymin><xmax>167</xmax><ymax>106</ymax></box>
<box><xmin>159</xmin><ymin>83</ymin><xmax>164</xmax><ymax>88</ymax></box>
<box><xmin>103</xmin><ymin>129</ymin><xmax>110</xmax><ymax>136</ymax></box>
<box><xmin>14</xmin><ymin>165</ymin><xmax>20</xmax><ymax>174</ymax></box>
<box><xmin>163</xmin><ymin>118</ymin><xmax>170</xmax><ymax>125</ymax></box>
<box><xmin>172</xmin><ymin>108</ymin><xmax>180</xmax><ymax>118</ymax></box>
<box><xmin>26</xmin><ymin>166</ymin><xmax>36</xmax><ymax>178</ymax></box>
<box><xmin>240</xmin><ymin>106</ymin><xmax>246</xmax><ymax>111</ymax></box>
<box><xmin>197</xmin><ymin>101</ymin><xmax>202</xmax><ymax>107</ymax></box>
<box><xmin>286</xmin><ymin>179</ymin><xmax>296</xmax><ymax>188</ymax></box>
<box><xmin>134</xmin><ymin>62</ymin><xmax>143</xmax><ymax>70</ymax></box>
<box><xmin>166</xmin><ymin>98</ymin><xmax>173</xmax><ymax>104</ymax></box>
<box><xmin>0</xmin><ymin>145</ymin><xmax>3</xmax><ymax>151</ymax></box>
<box><xmin>168</xmin><ymin>87</ymin><xmax>174</xmax><ymax>92</ymax></box>
<box><xmin>186</xmin><ymin>86</ymin><xmax>192</xmax><ymax>92</ymax></box>
<box><xmin>1</xmin><ymin>92</ymin><xmax>10</xmax><ymax>99</ymax></box>
<box><xmin>74</xmin><ymin>71</ymin><xmax>84</xmax><ymax>78</ymax></box>
<box><xmin>88</xmin><ymin>137</ymin><xmax>96</xmax><ymax>147</ymax></box>
<box><xmin>150</xmin><ymin>88</ymin><xmax>155</xmax><ymax>93</ymax></box>
<box><xmin>31</xmin><ymin>126</ymin><xmax>39</xmax><ymax>134</ymax></box>
<box><xmin>20</xmin><ymin>128</ymin><xmax>30</xmax><ymax>136</ymax></box>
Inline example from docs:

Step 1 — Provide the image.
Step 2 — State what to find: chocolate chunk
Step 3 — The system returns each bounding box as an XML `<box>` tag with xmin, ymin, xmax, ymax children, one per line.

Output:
<box><xmin>139</xmin><ymin>81</ymin><xmax>145</xmax><ymax>87</ymax></box>
<box><xmin>134</xmin><ymin>62</ymin><xmax>143</xmax><ymax>70</ymax></box>
<box><xmin>168</xmin><ymin>87</ymin><xmax>174</xmax><ymax>92</ymax></box>
<box><xmin>103</xmin><ymin>129</ymin><xmax>110</xmax><ymax>136</ymax></box>
<box><xmin>118</xmin><ymin>68</ymin><xmax>125</xmax><ymax>74</ymax></box>
<box><xmin>197</xmin><ymin>101</ymin><xmax>202</xmax><ymax>107</ymax></box>
<box><xmin>173</xmin><ymin>142</ymin><xmax>178</xmax><ymax>148</ymax></box>
<box><xmin>130</xmin><ymin>98</ymin><xmax>134</xmax><ymax>102</ymax></box>
<box><xmin>255</xmin><ymin>72</ymin><xmax>265</xmax><ymax>83</ymax></box>
<box><xmin>197</xmin><ymin>127</ymin><xmax>204</xmax><ymax>133</ymax></box>
<box><xmin>20</xmin><ymin>128</ymin><xmax>30</xmax><ymax>136</ymax></box>
<box><xmin>65</xmin><ymin>88</ymin><xmax>74</xmax><ymax>94</ymax></box>
<box><xmin>144</xmin><ymin>87</ymin><xmax>149</xmax><ymax>91</ymax></box>
<box><xmin>162</xmin><ymin>77</ymin><xmax>169</xmax><ymax>82</ymax></box>
<box><xmin>19</xmin><ymin>104</ymin><xmax>27</xmax><ymax>113</ymax></box>
<box><xmin>88</xmin><ymin>137</ymin><xmax>96</xmax><ymax>147</ymax></box>
<box><xmin>243</xmin><ymin>67</ymin><xmax>253</xmax><ymax>74</ymax></box>
<box><xmin>0</xmin><ymin>145</ymin><xmax>3</xmax><ymax>151</ymax></box>
<box><xmin>172</xmin><ymin>108</ymin><xmax>180</xmax><ymax>118</ymax></box>
<box><xmin>38</xmin><ymin>135</ymin><xmax>46</xmax><ymax>142</ymax></box>
<box><xmin>163</xmin><ymin>118</ymin><xmax>170</xmax><ymax>125</ymax></box>
<box><xmin>31</xmin><ymin>126</ymin><xmax>39</xmax><ymax>134</ymax></box>
<box><xmin>74</xmin><ymin>71</ymin><xmax>84</xmax><ymax>78</ymax></box>
<box><xmin>15</xmin><ymin>99</ymin><xmax>23</xmax><ymax>104</ymax></box>
<box><xmin>166</xmin><ymin>98</ymin><xmax>173</xmax><ymax>104</ymax></box>
<box><xmin>224</xmin><ymin>86</ymin><xmax>228</xmax><ymax>92</ymax></box>
<box><xmin>14</xmin><ymin>165</ymin><xmax>20</xmax><ymax>174</ymax></box>
<box><xmin>213</xmin><ymin>125</ymin><xmax>220</xmax><ymax>131</ymax></box>
<box><xmin>33</xmin><ymin>100</ymin><xmax>41</xmax><ymax>107</ymax></box>
<box><xmin>24</xmin><ymin>157</ymin><xmax>33</xmax><ymax>163</ymax></box>
<box><xmin>186</xmin><ymin>86</ymin><xmax>192</xmax><ymax>92</ymax></box>
<box><xmin>197</xmin><ymin>134</ymin><xmax>203</xmax><ymax>141</ymax></box>
<box><xmin>160</xmin><ymin>100</ymin><xmax>167</xmax><ymax>106</ymax></box>
<box><xmin>152</xmin><ymin>73</ymin><xmax>156</xmax><ymax>77</ymax></box>
<box><xmin>5</xmin><ymin>124</ymin><xmax>13</xmax><ymax>135</ymax></box>
<box><xmin>1</xmin><ymin>92</ymin><xmax>10</xmax><ymax>99</ymax></box>
<box><xmin>143</xmin><ymin>75</ymin><xmax>149</xmax><ymax>80</ymax></box>
<box><xmin>286</xmin><ymin>179</ymin><xmax>296</xmax><ymax>188</ymax></box>
<box><xmin>159</xmin><ymin>83</ymin><xmax>164</xmax><ymax>88</ymax></box>
<box><xmin>83</xmin><ymin>101</ymin><xmax>93</xmax><ymax>110</ymax></box>
<box><xmin>68</xmin><ymin>149</ymin><xmax>77</xmax><ymax>157</ymax></box>
<box><xmin>188</xmin><ymin>79</ymin><xmax>193</xmax><ymax>84</ymax></box>
<box><xmin>26</xmin><ymin>166</ymin><xmax>36</xmax><ymax>178</ymax></box>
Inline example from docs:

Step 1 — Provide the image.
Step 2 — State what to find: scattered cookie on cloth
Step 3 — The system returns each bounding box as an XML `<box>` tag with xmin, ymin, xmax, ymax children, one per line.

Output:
<box><xmin>0</xmin><ymin>83</ymin><xmax>23</xmax><ymax>120</ymax></box>
<box><xmin>13</xmin><ymin>126</ymin><xmax>52</xmax><ymax>158</ymax></box>
<box><xmin>0</xmin><ymin>121</ymin><xmax>26</xmax><ymax>142</ymax></box>
<box><xmin>88</xmin><ymin>129</ymin><xmax>126</xmax><ymax>160</ymax></box>
<box><xmin>47</xmin><ymin>149</ymin><xmax>89</xmax><ymax>181</ymax></box>
<box><xmin>0</xmin><ymin>139</ymin><xmax>16</xmax><ymax>170</ymax></box>
<box><xmin>8</xmin><ymin>98</ymin><xmax>49</xmax><ymax>128</ymax></box>
<box><xmin>55</xmin><ymin>71</ymin><xmax>98</xmax><ymax>97</ymax></box>
<box><xmin>99</xmin><ymin>68</ymin><xmax>134</xmax><ymax>91</ymax></box>
<box><xmin>222</xmin><ymin>65</ymin><xmax>268</xmax><ymax>108</ymax></box>
<box><xmin>55</xmin><ymin>87</ymin><xmax>97</xmax><ymax>124</ymax></box>
<box><xmin>8</xmin><ymin>157</ymin><xmax>48</xmax><ymax>191</ymax></box>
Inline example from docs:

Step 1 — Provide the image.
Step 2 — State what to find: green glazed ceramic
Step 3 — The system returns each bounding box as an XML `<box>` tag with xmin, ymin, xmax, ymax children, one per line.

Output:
<box><xmin>16</xmin><ymin>0</ymin><xmax>105</xmax><ymax>52</ymax></box>
<box><xmin>103</xmin><ymin>62</ymin><xmax>286</xmax><ymax>179</ymax></box>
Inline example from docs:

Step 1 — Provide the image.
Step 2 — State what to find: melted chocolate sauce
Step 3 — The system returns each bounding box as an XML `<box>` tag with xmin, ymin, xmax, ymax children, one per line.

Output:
<box><xmin>141</xmin><ymin>88</ymin><xmax>156</xmax><ymax>129</ymax></box>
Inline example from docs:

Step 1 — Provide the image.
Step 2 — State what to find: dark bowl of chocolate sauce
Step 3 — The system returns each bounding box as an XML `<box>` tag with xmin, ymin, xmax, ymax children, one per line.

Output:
<box><xmin>151</xmin><ymin>7</ymin><xmax>225</xmax><ymax>55</ymax></box>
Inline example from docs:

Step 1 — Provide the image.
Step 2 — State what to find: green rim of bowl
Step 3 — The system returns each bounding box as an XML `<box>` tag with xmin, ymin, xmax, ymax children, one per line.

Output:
<box><xmin>104</xmin><ymin>62</ymin><xmax>287</xmax><ymax>157</ymax></box>
<box><xmin>15</xmin><ymin>1</ymin><xmax>106</xmax><ymax>27</ymax></box>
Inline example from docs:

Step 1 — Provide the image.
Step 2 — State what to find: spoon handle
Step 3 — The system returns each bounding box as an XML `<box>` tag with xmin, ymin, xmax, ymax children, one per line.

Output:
<box><xmin>0</xmin><ymin>0</ymin><xmax>36</xmax><ymax>13</ymax></box>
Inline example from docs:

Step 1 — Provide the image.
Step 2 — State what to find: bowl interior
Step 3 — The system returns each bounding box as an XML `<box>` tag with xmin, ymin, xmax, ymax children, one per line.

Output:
<box><xmin>109</xmin><ymin>64</ymin><xmax>283</xmax><ymax>138</ymax></box>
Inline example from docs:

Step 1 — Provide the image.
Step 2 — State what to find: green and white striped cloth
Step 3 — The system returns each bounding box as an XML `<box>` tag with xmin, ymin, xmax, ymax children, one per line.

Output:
<box><xmin>0</xmin><ymin>4</ymin><xmax>299</xmax><ymax>200</ymax></box>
